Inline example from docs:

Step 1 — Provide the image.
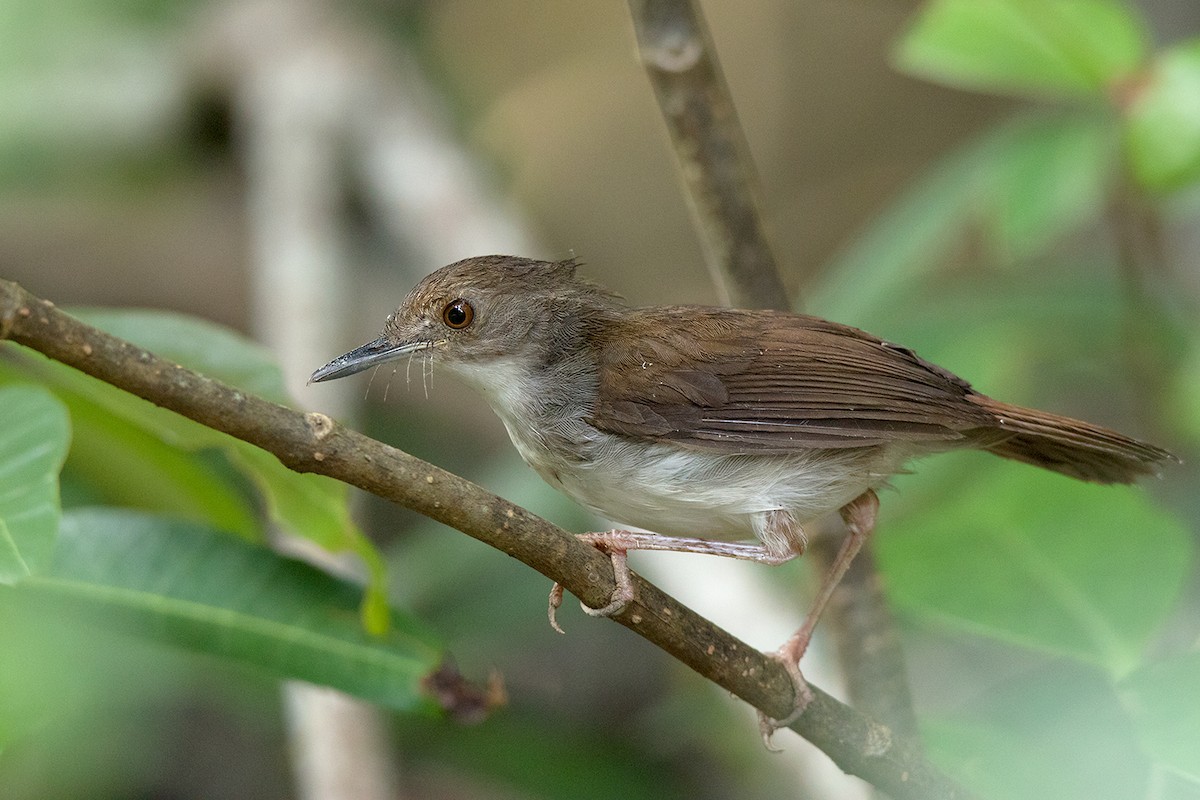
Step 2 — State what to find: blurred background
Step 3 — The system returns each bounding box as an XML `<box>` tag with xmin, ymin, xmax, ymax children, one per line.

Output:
<box><xmin>0</xmin><ymin>0</ymin><xmax>1025</xmax><ymax>321</ymax></box>
<box><xmin>2</xmin><ymin>0</ymin><xmax>1199</xmax><ymax>798</ymax></box>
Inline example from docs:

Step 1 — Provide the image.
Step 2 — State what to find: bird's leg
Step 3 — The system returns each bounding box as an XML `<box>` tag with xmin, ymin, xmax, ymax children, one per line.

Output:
<box><xmin>759</xmin><ymin>489</ymin><xmax>879</xmax><ymax>748</ymax></box>
<box><xmin>548</xmin><ymin>525</ymin><xmax>801</xmax><ymax>634</ymax></box>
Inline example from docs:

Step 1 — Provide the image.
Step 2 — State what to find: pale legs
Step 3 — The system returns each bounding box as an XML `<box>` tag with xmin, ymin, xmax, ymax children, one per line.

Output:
<box><xmin>761</xmin><ymin>490</ymin><xmax>879</xmax><ymax>743</ymax></box>
<box><xmin>548</xmin><ymin>490</ymin><xmax>881</xmax><ymax>743</ymax></box>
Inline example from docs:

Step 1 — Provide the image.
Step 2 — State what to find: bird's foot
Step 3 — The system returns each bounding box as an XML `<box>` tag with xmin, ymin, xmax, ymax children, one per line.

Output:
<box><xmin>548</xmin><ymin>535</ymin><xmax>635</xmax><ymax>633</ymax></box>
<box><xmin>756</xmin><ymin>638</ymin><xmax>815</xmax><ymax>751</ymax></box>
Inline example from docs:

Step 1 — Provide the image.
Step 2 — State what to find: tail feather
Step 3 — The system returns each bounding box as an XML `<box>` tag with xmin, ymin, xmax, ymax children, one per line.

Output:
<box><xmin>968</xmin><ymin>396</ymin><xmax>1176</xmax><ymax>485</ymax></box>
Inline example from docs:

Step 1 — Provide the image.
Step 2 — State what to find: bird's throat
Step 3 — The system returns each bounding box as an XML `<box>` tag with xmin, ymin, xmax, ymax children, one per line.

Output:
<box><xmin>447</xmin><ymin>341</ymin><xmax>605</xmax><ymax>468</ymax></box>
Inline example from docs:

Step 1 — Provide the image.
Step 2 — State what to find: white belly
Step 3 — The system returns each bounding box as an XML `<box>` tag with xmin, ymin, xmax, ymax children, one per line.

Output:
<box><xmin>510</xmin><ymin>422</ymin><xmax>905</xmax><ymax>541</ymax></box>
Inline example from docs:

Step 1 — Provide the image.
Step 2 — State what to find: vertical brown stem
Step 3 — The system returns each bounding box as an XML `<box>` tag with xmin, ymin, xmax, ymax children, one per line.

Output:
<box><xmin>626</xmin><ymin>0</ymin><xmax>918</xmax><ymax>758</ymax></box>
<box><xmin>628</xmin><ymin>0</ymin><xmax>789</xmax><ymax>310</ymax></box>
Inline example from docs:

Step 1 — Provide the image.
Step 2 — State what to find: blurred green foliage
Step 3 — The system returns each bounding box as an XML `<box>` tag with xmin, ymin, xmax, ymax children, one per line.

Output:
<box><xmin>0</xmin><ymin>0</ymin><xmax>1198</xmax><ymax>799</ymax></box>
<box><xmin>0</xmin><ymin>315</ymin><xmax>445</xmax><ymax>756</ymax></box>
<box><xmin>0</xmin><ymin>385</ymin><xmax>69</xmax><ymax>582</ymax></box>
<box><xmin>897</xmin><ymin>0</ymin><xmax>1200</xmax><ymax>192</ymax></box>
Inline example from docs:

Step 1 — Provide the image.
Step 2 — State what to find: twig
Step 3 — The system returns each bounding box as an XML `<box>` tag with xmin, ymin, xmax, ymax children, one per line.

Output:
<box><xmin>0</xmin><ymin>280</ymin><xmax>976</xmax><ymax>800</ymax></box>
<box><xmin>627</xmin><ymin>0</ymin><xmax>787</xmax><ymax>309</ymax></box>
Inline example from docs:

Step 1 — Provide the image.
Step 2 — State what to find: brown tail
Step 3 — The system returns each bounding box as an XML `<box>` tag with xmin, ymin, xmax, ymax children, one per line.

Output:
<box><xmin>968</xmin><ymin>396</ymin><xmax>1177</xmax><ymax>484</ymax></box>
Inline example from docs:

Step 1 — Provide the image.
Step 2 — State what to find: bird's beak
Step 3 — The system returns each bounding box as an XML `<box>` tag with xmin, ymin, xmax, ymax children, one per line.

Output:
<box><xmin>310</xmin><ymin>336</ymin><xmax>432</xmax><ymax>383</ymax></box>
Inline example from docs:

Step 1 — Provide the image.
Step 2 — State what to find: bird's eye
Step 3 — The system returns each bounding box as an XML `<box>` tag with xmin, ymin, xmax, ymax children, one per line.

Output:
<box><xmin>442</xmin><ymin>299</ymin><xmax>474</xmax><ymax>329</ymax></box>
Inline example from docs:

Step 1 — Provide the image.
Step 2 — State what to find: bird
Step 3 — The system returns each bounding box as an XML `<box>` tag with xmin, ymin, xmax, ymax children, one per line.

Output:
<box><xmin>310</xmin><ymin>254</ymin><xmax>1175</xmax><ymax>737</ymax></box>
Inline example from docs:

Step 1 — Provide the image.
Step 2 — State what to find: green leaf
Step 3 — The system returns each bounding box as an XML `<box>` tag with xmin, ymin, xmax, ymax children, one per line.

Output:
<box><xmin>7</xmin><ymin>508</ymin><xmax>442</xmax><ymax>710</ymax></box>
<box><xmin>1120</xmin><ymin>650</ymin><xmax>1200</xmax><ymax>782</ymax></box>
<box><xmin>1124</xmin><ymin>39</ymin><xmax>1200</xmax><ymax>192</ymax></box>
<box><xmin>925</xmin><ymin>664</ymin><xmax>1151</xmax><ymax>800</ymax></box>
<box><xmin>983</xmin><ymin>114</ymin><xmax>1114</xmax><ymax>262</ymax></box>
<box><xmin>896</xmin><ymin>0</ymin><xmax>1148</xmax><ymax>99</ymax></box>
<box><xmin>227</xmin><ymin>444</ymin><xmax>355</xmax><ymax>554</ymax></box>
<box><xmin>812</xmin><ymin>112</ymin><xmax>1114</xmax><ymax>323</ymax></box>
<box><xmin>69</xmin><ymin>310</ymin><xmax>375</xmax><ymax>553</ymax></box>
<box><xmin>810</xmin><ymin>123</ymin><xmax>1003</xmax><ymax>322</ymax></box>
<box><xmin>227</xmin><ymin>443</ymin><xmax>391</xmax><ymax>633</ymax></box>
<box><xmin>3</xmin><ymin>309</ymin><xmax>388</xmax><ymax>618</ymax></box>
<box><xmin>879</xmin><ymin>459</ymin><xmax>1190</xmax><ymax>676</ymax></box>
<box><xmin>0</xmin><ymin>385</ymin><xmax>70</xmax><ymax>583</ymax></box>
<box><xmin>859</xmin><ymin>271</ymin><xmax>1132</xmax><ymax>405</ymax></box>
<box><xmin>0</xmin><ymin>360</ymin><xmax>261</xmax><ymax>540</ymax></box>
<box><xmin>0</xmin><ymin>583</ymin><xmax>184</xmax><ymax>756</ymax></box>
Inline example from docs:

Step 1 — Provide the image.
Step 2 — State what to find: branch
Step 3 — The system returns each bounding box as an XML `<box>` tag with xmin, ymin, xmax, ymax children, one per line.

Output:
<box><xmin>0</xmin><ymin>280</ymin><xmax>976</xmax><ymax>800</ymax></box>
<box><xmin>627</xmin><ymin>0</ymin><xmax>788</xmax><ymax>309</ymax></box>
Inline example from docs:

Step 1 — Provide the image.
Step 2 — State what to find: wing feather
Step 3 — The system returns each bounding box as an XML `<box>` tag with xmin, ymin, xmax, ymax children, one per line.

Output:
<box><xmin>587</xmin><ymin>307</ymin><xmax>995</xmax><ymax>453</ymax></box>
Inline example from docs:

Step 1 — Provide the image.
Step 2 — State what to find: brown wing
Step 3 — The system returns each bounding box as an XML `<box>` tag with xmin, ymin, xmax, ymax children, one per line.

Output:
<box><xmin>587</xmin><ymin>307</ymin><xmax>997</xmax><ymax>452</ymax></box>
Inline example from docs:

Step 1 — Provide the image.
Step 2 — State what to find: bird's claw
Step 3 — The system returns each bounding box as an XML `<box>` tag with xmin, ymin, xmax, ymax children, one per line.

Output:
<box><xmin>756</xmin><ymin>647</ymin><xmax>815</xmax><ymax>750</ymax></box>
<box><xmin>546</xmin><ymin>544</ymin><xmax>635</xmax><ymax>633</ymax></box>
<box><xmin>547</xmin><ymin>583</ymin><xmax>567</xmax><ymax>634</ymax></box>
